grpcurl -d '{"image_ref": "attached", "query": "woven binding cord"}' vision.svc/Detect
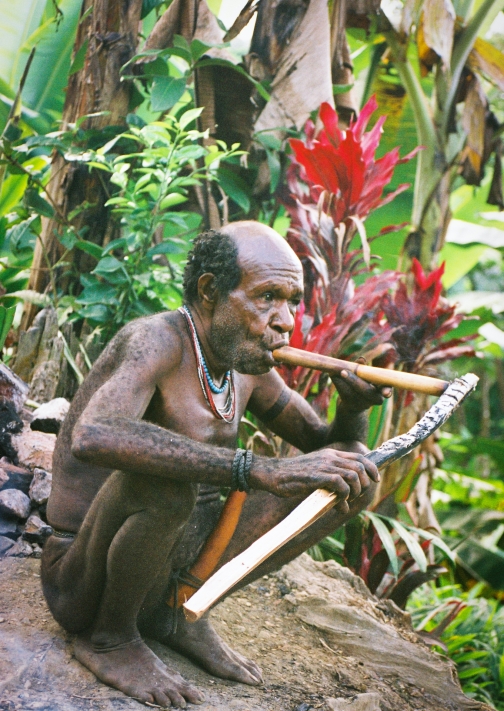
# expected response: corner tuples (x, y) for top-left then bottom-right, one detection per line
(166, 568), (204, 633)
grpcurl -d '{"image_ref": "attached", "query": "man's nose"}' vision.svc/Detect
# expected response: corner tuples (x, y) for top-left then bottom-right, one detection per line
(271, 302), (295, 333)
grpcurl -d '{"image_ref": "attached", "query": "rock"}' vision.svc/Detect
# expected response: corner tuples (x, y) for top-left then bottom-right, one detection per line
(0, 512), (18, 539)
(0, 535), (14, 556)
(0, 401), (24, 462)
(22, 514), (52, 544)
(283, 555), (485, 711)
(326, 693), (382, 711)
(0, 489), (31, 519)
(29, 468), (52, 505)
(11, 428), (56, 471)
(30, 543), (43, 558)
(0, 362), (29, 414)
(30, 397), (70, 434)
(6, 539), (32, 556)
(0, 462), (33, 494)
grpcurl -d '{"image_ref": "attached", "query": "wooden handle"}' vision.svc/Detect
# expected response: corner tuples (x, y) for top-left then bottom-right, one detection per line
(169, 490), (248, 608)
(273, 346), (449, 396)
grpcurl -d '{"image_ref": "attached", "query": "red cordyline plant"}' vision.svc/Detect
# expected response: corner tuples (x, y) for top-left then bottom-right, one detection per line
(372, 259), (477, 408)
(276, 97), (475, 417)
(277, 96), (419, 409)
(378, 259), (476, 371)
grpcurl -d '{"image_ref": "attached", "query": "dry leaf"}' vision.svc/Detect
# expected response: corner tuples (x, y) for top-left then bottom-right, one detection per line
(461, 74), (487, 184)
(468, 37), (504, 93)
(421, 0), (456, 70)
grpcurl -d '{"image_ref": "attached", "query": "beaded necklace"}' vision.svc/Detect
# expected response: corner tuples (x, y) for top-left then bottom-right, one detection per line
(179, 305), (235, 423)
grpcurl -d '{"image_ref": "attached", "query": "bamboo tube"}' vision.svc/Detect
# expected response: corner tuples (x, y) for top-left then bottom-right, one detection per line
(272, 346), (448, 396)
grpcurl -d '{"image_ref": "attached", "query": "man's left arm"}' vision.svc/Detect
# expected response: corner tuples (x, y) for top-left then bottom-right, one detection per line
(248, 365), (391, 453)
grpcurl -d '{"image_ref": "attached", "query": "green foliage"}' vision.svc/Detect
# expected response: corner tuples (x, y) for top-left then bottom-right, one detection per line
(0, 107), (243, 339)
(310, 508), (454, 608)
(0, 304), (15, 350)
(409, 583), (504, 709)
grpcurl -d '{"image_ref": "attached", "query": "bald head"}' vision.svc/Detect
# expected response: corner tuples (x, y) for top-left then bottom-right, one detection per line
(183, 221), (302, 304)
(221, 221), (302, 276)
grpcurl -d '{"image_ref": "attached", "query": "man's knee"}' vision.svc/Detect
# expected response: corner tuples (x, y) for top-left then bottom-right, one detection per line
(113, 471), (198, 526)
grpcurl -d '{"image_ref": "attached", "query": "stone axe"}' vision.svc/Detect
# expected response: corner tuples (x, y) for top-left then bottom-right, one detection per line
(181, 373), (478, 622)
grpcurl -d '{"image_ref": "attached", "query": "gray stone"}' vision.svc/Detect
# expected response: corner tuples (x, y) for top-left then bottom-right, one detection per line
(30, 397), (70, 434)
(0, 362), (29, 413)
(0, 512), (17, 538)
(326, 693), (382, 711)
(0, 489), (31, 519)
(0, 462), (33, 494)
(0, 535), (14, 556)
(11, 427), (56, 471)
(5, 538), (32, 556)
(22, 513), (53, 544)
(29, 468), (52, 505)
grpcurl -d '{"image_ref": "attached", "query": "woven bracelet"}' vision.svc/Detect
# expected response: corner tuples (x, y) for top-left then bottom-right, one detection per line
(231, 448), (253, 493)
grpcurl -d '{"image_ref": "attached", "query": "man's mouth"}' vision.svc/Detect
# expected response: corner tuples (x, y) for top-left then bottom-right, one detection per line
(268, 340), (289, 352)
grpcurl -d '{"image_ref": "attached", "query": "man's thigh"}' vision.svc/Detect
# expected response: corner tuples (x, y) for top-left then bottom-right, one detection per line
(41, 470), (198, 633)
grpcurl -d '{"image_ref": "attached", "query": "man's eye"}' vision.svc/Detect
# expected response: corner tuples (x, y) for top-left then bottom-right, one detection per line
(263, 292), (274, 302)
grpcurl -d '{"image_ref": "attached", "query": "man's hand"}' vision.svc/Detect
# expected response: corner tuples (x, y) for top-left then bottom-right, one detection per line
(332, 357), (392, 413)
(251, 449), (379, 504)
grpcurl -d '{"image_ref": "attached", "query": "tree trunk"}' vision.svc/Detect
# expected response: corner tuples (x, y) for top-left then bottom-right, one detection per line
(22, 0), (143, 331)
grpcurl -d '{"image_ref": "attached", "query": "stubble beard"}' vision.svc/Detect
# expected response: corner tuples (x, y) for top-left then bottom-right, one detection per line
(209, 312), (271, 376)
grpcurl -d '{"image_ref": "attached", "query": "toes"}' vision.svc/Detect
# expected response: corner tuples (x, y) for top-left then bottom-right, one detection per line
(182, 683), (205, 705)
(229, 651), (263, 684)
(152, 688), (174, 708)
(227, 661), (262, 686)
(163, 687), (186, 708)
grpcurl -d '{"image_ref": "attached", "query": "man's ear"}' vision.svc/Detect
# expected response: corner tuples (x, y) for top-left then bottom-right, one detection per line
(197, 273), (218, 311)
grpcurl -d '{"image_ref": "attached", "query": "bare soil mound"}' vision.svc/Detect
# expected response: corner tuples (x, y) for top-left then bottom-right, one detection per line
(0, 554), (490, 711)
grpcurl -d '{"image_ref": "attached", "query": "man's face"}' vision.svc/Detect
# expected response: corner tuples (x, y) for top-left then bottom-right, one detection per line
(208, 253), (304, 375)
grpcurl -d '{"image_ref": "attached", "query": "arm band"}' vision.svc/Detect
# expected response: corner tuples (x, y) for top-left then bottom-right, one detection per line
(259, 386), (292, 423)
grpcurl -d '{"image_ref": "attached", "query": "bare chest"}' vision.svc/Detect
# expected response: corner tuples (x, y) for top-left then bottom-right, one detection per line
(145, 359), (253, 448)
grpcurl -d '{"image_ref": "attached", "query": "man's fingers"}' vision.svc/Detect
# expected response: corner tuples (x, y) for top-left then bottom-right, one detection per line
(339, 370), (384, 403)
(330, 450), (380, 484)
(335, 499), (350, 515)
(336, 467), (361, 500)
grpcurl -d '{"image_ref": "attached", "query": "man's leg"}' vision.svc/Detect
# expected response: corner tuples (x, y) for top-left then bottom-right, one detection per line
(150, 443), (374, 683)
(41, 471), (205, 708)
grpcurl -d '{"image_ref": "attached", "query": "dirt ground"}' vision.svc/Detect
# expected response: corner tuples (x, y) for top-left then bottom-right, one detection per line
(0, 554), (491, 711)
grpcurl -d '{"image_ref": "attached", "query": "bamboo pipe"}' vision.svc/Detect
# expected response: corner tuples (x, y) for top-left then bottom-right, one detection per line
(272, 346), (448, 396)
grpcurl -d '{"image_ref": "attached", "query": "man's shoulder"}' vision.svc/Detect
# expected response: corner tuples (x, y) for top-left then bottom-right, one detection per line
(104, 311), (185, 375)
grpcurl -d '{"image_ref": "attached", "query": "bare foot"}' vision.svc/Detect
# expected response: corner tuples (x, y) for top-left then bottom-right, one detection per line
(144, 610), (263, 686)
(74, 634), (205, 708)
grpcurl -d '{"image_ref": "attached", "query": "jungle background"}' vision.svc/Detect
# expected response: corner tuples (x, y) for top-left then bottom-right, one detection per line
(0, 0), (503, 707)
